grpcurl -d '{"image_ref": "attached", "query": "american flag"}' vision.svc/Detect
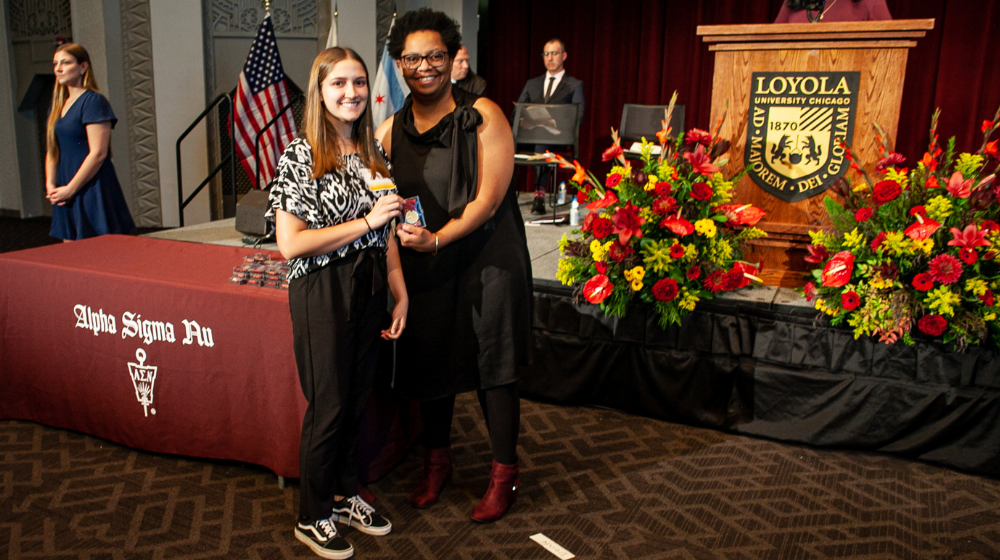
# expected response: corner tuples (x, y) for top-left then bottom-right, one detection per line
(232, 14), (297, 189)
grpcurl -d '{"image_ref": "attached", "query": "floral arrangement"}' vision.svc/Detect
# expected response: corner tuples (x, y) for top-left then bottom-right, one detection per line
(552, 94), (768, 327)
(803, 106), (1000, 349)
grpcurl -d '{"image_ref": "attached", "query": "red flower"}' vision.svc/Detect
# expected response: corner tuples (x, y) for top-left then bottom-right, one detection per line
(912, 273), (934, 291)
(656, 127), (670, 144)
(703, 270), (725, 293)
(986, 140), (998, 158)
(595, 262), (607, 274)
(982, 220), (1000, 233)
(586, 191), (618, 211)
(606, 173), (623, 188)
(683, 144), (720, 177)
(730, 262), (760, 289)
(926, 175), (940, 189)
(654, 181), (673, 197)
(580, 212), (596, 232)
(713, 204), (765, 228)
(583, 274), (614, 304)
(804, 244), (829, 264)
(690, 182), (713, 201)
(571, 160), (587, 185)
(651, 278), (680, 302)
(803, 281), (818, 302)
(608, 240), (634, 262)
(948, 224), (991, 249)
(921, 152), (939, 172)
(917, 314), (948, 337)
(946, 171), (973, 199)
(652, 196), (678, 215)
(910, 206), (927, 216)
(855, 207), (873, 222)
(602, 144), (624, 162)
(871, 232), (887, 251)
(612, 203), (645, 244)
(928, 254), (963, 285)
(874, 152), (906, 174)
(686, 266), (701, 280)
(871, 180), (902, 205)
(685, 129), (712, 146)
(821, 251), (854, 287)
(669, 244), (686, 259)
(904, 215), (940, 240)
(960, 248), (978, 264)
(591, 216), (614, 240)
(983, 120), (995, 134)
(659, 216), (695, 236)
(841, 290), (860, 311)
(980, 289), (996, 307)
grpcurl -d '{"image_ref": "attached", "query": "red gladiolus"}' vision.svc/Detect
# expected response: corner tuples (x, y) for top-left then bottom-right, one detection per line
(591, 216), (614, 240)
(804, 244), (829, 264)
(652, 196), (678, 216)
(960, 248), (978, 264)
(928, 254), (963, 285)
(602, 144), (624, 162)
(926, 175), (940, 189)
(803, 281), (818, 302)
(855, 207), (873, 222)
(983, 120), (995, 134)
(606, 173), (623, 188)
(586, 191), (618, 211)
(946, 171), (973, 199)
(685, 129), (712, 146)
(921, 152), (939, 172)
(912, 273), (934, 291)
(687, 266), (701, 280)
(660, 216), (695, 236)
(871, 232), (887, 251)
(690, 182), (713, 201)
(986, 140), (998, 158)
(904, 215), (940, 241)
(683, 144), (720, 177)
(871, 180), (902, 205)
(821, 251), (854, 287)
(583, 274), (614, 304)
(714, 204), (765, 228)
(656, 128), (670, 144)
(947, 224), (991, 249)
(841, 291), (860, 311)
(651, 278), (680, 302)
(612, 203), (645, 244)
(571, 160), (587, 185)
(917, 314), (948, 337)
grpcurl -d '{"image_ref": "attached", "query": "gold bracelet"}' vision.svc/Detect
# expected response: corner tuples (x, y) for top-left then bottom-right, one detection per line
(433, 234), (439, 255)
(363, 216), (373, 233)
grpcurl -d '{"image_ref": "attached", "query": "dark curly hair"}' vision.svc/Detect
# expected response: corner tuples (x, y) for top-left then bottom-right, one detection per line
(387, 8), (462, 60)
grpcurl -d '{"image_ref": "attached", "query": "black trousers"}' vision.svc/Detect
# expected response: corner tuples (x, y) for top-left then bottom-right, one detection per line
(420, 383), (520, 465)
(289, 250), (386, 522)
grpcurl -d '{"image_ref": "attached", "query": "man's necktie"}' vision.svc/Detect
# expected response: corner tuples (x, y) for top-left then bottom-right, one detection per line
(544, 76), (555, 103)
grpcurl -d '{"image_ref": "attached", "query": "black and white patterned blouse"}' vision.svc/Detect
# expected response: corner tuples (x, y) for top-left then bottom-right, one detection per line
(266, 137), (396, 280)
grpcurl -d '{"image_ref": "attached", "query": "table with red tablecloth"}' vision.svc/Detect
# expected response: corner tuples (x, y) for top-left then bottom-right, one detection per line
(0, 235), (416, 479)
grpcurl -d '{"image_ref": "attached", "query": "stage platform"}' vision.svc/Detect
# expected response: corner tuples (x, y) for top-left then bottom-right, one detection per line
(143, 193), (812, 312)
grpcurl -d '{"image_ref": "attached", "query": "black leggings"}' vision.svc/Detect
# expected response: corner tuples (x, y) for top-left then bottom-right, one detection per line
(419, 383), (520, 465)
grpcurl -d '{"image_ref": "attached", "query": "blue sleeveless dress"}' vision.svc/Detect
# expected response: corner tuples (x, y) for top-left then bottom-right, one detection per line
(50, 90), (135, 240)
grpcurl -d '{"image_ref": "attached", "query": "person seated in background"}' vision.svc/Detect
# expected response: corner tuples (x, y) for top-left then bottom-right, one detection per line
(516, 38), (584, 214)
(774, 0), (891, 23)
(451, 45), (486, 96)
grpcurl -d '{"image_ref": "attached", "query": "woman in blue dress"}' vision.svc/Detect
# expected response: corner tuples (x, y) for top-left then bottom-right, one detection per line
(46, 43), (135, 240)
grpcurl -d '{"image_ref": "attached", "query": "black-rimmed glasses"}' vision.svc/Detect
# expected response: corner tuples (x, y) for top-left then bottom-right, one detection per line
(400, 51), (448, 69)
(542, 51), (564, 57)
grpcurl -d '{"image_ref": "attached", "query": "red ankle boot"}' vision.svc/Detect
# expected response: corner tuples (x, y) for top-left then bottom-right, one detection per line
(470, 459), (519, 522)
(411, 447), (451, 508)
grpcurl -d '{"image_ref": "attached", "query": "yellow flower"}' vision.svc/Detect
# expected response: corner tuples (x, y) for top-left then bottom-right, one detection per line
(644, 179), (658, 192)
(882, 231), (908, 257)
(694, 219), (717, 238)
(869, 273), (890, 290)
(926, 285), (961, 317)
(912, 238), (934, 255)
(985, 312), (997, 322)
(843, 228), (865, 250)
(685, 244), (698, 259)
(590, 239), (612, 262)
(853, 183), (869, 194)
(814, 298), (840, 317)
(677, 289), (699, 311)
(556, 259), (577, 286)
(966, 278), (988, 297)
(926, 195), (953, 222)
(631, 278), (643, 291)
(630, 266), (645, 281)
(559, 233), (569, 254)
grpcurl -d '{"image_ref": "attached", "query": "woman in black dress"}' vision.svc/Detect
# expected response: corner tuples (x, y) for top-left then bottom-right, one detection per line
(269, 47), (406, 559)
(375, 8), (532, 523)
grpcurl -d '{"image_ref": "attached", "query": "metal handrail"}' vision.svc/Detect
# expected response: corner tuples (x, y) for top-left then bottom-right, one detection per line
(254, 92), (304, 189)
(175, 92), (235, 227)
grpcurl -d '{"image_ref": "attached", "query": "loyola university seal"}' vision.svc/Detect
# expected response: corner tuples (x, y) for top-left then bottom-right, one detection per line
(745, 71), (860, 202)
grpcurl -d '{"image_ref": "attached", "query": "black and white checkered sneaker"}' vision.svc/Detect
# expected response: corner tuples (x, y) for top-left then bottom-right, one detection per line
(294, 518), (354, 559)
(330, 495), (392, 536)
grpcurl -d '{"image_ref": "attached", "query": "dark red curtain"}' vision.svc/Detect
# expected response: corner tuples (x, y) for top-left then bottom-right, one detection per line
(481, 0), (1000, 177)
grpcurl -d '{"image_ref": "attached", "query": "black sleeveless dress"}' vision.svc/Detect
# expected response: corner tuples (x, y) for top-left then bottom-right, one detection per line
(391, 87), (532, 400)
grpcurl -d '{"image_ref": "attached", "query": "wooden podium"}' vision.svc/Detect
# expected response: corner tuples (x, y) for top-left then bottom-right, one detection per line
(697, 20), (934, 287)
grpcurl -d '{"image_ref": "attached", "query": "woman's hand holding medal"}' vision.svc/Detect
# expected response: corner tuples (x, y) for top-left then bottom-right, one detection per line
(366, 194), (404, 229)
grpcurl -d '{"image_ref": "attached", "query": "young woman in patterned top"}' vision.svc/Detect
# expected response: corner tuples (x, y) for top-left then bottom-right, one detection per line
(267, 47), (406, 560)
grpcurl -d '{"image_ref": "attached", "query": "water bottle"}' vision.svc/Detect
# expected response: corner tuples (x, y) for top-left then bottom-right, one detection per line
(557, 181), (566, 205)
(569, 196), (580, 226)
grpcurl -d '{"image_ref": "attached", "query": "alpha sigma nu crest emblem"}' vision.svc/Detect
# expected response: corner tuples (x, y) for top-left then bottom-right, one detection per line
(127, 348), (158, 417)
(745, 71), (860, 202)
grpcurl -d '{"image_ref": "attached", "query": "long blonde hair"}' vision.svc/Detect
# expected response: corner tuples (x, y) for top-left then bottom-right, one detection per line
(46, 43), (101, 162)
(304, 47), (389, 180)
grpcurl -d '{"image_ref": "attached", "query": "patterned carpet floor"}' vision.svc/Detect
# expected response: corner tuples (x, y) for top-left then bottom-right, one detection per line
(2, 217), (1000, 559)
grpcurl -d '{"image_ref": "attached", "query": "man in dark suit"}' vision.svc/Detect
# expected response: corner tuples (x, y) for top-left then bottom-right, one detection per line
(452, 45), (486, 96)
(516, 38), (585, 214)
